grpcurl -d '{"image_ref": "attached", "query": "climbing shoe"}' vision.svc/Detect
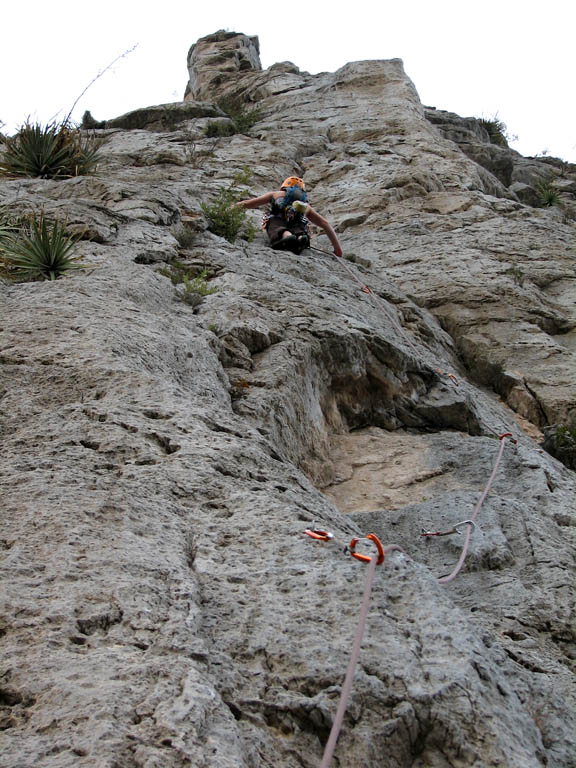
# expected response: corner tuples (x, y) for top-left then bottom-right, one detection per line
(271, 235), (298, 251)
(294, 234), (310, 254)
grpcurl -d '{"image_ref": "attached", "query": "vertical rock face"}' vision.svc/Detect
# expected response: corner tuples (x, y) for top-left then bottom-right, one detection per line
(1, 31), (575, 768)
(184, 30), (262, 102)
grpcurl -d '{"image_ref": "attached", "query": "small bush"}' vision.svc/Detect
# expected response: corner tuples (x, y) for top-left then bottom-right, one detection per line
(157, 261), (218, 308)
(180, 130), (219, 168)
(178, 269), (219, 303)
(204, 121), (236, 138)
(504, 265), (525, 287)
(542, 423), (576, 470)
(0, 213), (86, 281)
(204, 97), (262, 138)
(0, 120), (101, 179)
(535, 178), (561, 207)
(81, 111), (106, 130)
(219, 97), (262, 134)
(171, 225), (197, 250)
(201, 168), (257, 243)
(478, 115), (514, 147)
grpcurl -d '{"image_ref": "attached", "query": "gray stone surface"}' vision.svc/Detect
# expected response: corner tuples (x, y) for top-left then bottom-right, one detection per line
(1, 31), (575, 768)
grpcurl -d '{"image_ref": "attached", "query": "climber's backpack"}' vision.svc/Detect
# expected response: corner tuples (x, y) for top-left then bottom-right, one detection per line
(264, 185), (310, 231)
(276, 185), (308, 212)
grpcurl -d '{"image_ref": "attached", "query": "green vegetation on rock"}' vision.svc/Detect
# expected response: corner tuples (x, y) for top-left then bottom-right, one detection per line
(543, 423), (576, 470)
(536, 178), (561, 207)
(0, 212), (86, 281)
(201, 167), (257, 243)
(0, 121), (101, 180)
(205, 97), (262, 138)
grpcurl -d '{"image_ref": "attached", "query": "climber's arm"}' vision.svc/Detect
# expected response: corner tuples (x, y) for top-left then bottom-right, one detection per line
(307, 208), (343, 258)
(234, 192), (276, 210)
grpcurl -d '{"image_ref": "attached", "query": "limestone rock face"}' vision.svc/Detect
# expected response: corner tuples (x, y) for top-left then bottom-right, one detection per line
(1, 32), (575, 768)
(184, 30), (262, 102)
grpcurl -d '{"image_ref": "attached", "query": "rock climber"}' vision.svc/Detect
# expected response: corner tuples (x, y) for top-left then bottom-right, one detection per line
(233, 176), (343, 257)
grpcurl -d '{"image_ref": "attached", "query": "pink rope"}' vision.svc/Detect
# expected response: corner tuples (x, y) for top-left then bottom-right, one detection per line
(438, 436), (510, 584)
(320, 545), (403, 768)
(309, 245), (452, 375)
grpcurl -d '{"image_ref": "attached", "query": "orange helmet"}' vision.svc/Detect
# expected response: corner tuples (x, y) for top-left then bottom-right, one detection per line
(281, 176), (305, 190)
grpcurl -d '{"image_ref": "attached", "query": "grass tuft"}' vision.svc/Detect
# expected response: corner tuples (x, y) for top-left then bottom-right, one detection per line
(157, 262), (219, 309)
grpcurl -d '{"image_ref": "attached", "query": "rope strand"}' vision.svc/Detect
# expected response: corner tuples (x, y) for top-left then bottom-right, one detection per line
(437, 435), (510, 583)
(319, 544), (403, 767)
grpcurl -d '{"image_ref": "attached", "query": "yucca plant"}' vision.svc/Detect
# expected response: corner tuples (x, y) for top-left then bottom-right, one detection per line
(536, 178), (561, 207)
(0, 121), (101, 179)
(0, 214), (85, 280)
(478, 115), (513, 147)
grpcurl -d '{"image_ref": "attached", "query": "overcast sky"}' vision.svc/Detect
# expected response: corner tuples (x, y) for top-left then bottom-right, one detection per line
(3, 0), (575, 161)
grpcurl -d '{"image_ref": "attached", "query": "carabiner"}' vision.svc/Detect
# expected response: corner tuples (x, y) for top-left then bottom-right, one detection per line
(348, 534), (385, 565)
(304, 529), (334, 542)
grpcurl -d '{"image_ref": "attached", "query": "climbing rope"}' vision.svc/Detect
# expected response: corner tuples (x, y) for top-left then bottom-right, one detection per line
(308, 245), (459, 387)
(304, 530), (403, 767)
(306, 247), (522, 585)
(303, 428), (515, 764)
(422, 433), (516, 583)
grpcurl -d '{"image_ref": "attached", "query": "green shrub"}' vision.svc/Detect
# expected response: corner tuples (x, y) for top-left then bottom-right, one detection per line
(0, 121), (101, 179)
(157, 261), (219, 308)
(478, 115), (512, 147)
(543, 423), (576, 470)
(204, 121), (236, 138)
(0, 213), (86, 281)
(204, 97), (262, 138)
(179, 269), (219, 301)
(535, 178), (561, 207)
(201, 168), (257, 243)
(81, 111), (106, 130)
(171, 224), (197, 250)
(504, 265), (525, 287)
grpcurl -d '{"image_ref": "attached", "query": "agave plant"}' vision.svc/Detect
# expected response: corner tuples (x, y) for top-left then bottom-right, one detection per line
(536, 178), (561, 207)
(0, 121), (101, 179)
(0, 214), (85, 281)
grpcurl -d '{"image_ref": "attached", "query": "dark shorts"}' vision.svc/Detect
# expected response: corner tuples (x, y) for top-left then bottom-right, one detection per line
(266, 215), (308, 243)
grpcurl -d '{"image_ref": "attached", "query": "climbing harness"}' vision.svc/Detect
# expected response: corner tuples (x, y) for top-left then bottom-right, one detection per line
(424, 433), (517, 583)
(304, 529), (403, 768)
(262, 187), (310, 253)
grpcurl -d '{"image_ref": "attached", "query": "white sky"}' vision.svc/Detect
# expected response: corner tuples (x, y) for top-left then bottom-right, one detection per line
(2, 0), (575, 161)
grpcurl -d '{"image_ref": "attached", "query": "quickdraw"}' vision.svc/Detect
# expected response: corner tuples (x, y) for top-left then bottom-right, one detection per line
(303, 528), (334, 542)
(349, 534), (385, 565)
(421, 519), (476, 538)
(425, 432), (516, 584)
(304, 528), (387, 565)
(304, 527), (403, 768)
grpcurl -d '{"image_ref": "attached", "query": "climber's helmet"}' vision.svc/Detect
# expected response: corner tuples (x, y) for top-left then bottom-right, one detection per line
(281, 176), (306, 191)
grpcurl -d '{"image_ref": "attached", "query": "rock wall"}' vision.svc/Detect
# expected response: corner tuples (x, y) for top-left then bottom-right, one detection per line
(1, 30), (575, 768)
